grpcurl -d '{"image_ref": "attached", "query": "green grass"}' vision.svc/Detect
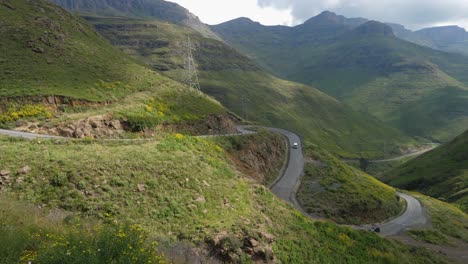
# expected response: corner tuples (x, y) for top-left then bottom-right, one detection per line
(407, 229), (450, 245)
(0, 0), (153, 101)
(0, 198), (166, 264)
(0, 0), (227, 132)
(84, 16), (415, 158)
(297, 146), (403, 224)
(384, 130), (468, 212)
(0, 135), (448, 263)
(408, 192), (468, 243)
(213, 18), (468, 142)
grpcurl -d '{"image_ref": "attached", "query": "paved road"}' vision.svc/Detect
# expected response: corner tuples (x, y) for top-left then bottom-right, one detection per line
(371, 145), (439, 163)
(237, 126), (305, 208)
(0, 129), (63, 139)
(0, 125), (427, 236)
(239, 126), (429, 236)
(378, 193), (429, 236)
(342, 144), (439, 164)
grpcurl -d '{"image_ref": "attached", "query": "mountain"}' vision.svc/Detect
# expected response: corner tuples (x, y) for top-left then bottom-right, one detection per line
(0, 0), (232, 136)
(383, 130), (468, 213)
(49, 0), (220, 40)
(83, 15), (415, 158)
(212, 11), (468, 142)
(389, 24), (468, 56)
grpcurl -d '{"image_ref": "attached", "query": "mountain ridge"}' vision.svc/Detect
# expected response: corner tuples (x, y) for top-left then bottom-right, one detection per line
(49, 0), (221, 40)
(212, 11), (468, 143)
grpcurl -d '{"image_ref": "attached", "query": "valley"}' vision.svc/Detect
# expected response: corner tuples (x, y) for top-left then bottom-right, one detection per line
(0, 0), (467, 263)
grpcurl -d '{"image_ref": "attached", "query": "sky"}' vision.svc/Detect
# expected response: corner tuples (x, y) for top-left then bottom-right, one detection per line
(168, 0), (468, 30)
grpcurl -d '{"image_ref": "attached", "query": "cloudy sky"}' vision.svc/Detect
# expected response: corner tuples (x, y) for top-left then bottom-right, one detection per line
(169, 0), (468, 30)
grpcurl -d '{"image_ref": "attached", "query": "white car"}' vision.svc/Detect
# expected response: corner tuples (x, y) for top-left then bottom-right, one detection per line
(292, 142), (299, 149)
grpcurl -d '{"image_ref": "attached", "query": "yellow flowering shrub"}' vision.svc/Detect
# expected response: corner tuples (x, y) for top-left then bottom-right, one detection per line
(0, 104), (52, 123)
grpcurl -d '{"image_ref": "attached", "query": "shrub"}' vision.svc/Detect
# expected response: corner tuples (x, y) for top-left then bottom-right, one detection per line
(0, 104), (52, 124)
(22, 223), (166, 264)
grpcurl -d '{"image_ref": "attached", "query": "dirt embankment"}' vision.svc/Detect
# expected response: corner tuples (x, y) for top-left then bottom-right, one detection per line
(218, 131), (287, 185)
(4, 96), (240, 138)
(14, 113), (240, 139)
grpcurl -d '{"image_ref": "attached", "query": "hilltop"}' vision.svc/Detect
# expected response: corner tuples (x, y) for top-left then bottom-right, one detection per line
(213, 11), (468, 143)
(383, 130), (468, 212)
(389, 24), (468, 56)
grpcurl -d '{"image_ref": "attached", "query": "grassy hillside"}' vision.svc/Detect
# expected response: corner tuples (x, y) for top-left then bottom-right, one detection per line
(383, 130), (468, 212)
(298, 146), (403, 224)
(390, 24), (468, 56)
(49, 0), (220, 39)
(0, 198), (166, 263)
(213, 14), (468, 142)
(84, 16), (415, 158)
(0, 135), (448, 263)
(0, 0), (229, 134)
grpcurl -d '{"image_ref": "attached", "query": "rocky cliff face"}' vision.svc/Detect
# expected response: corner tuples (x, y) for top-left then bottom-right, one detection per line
(49, 0), (221, 40)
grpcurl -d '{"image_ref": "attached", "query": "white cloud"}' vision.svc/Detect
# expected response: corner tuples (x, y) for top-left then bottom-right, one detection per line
(168, 0), (468, 30)
(258, 0), (468, 30)
(167, 0), (293, 26)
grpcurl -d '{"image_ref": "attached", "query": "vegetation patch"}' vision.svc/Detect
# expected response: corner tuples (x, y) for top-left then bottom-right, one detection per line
(407, 229), (450, 245)
(409, 192), (468, 243)
(298, 147), (403, 224)
(0, 134), (448, 263)
(0, 198), (166, 264)
(0, 104), (52, 125)
(384, 130), (468, 213)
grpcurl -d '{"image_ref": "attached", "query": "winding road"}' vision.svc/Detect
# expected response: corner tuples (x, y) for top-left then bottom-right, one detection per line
(243, 127), (305, 210)
(0, 126), (429, 236)
(237, 126), (429, 236)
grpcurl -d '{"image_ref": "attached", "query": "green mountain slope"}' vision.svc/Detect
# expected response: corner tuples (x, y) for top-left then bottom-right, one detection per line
(0, 0), (229, 134)
(0, 135), (447, 263)
(298, 146), (403, 225)
(383, 130), (468, 212)
(390, 24), (468, 56)
(83, 15), (414, 158)
(49, 0), (220, 39)
(213, 13), (468, 142)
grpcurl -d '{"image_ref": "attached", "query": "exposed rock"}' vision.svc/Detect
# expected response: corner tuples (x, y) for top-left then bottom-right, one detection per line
(1, 175), (10, 183)
(0, 170), (10, 176)
(32, 46), (44, 53)
(137, 183), (146, 192)
(16, 114), (124, 139)
(17, 166), (31, 175)
(16, 176), (24, 184)
(212, 231), (229, 246)
(223, 197), (233, 209)
(202, 180), (210, 187)
(248, 238), (259, 248)
(259, 231), (275, 243)
(195, 196), (206, 203)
